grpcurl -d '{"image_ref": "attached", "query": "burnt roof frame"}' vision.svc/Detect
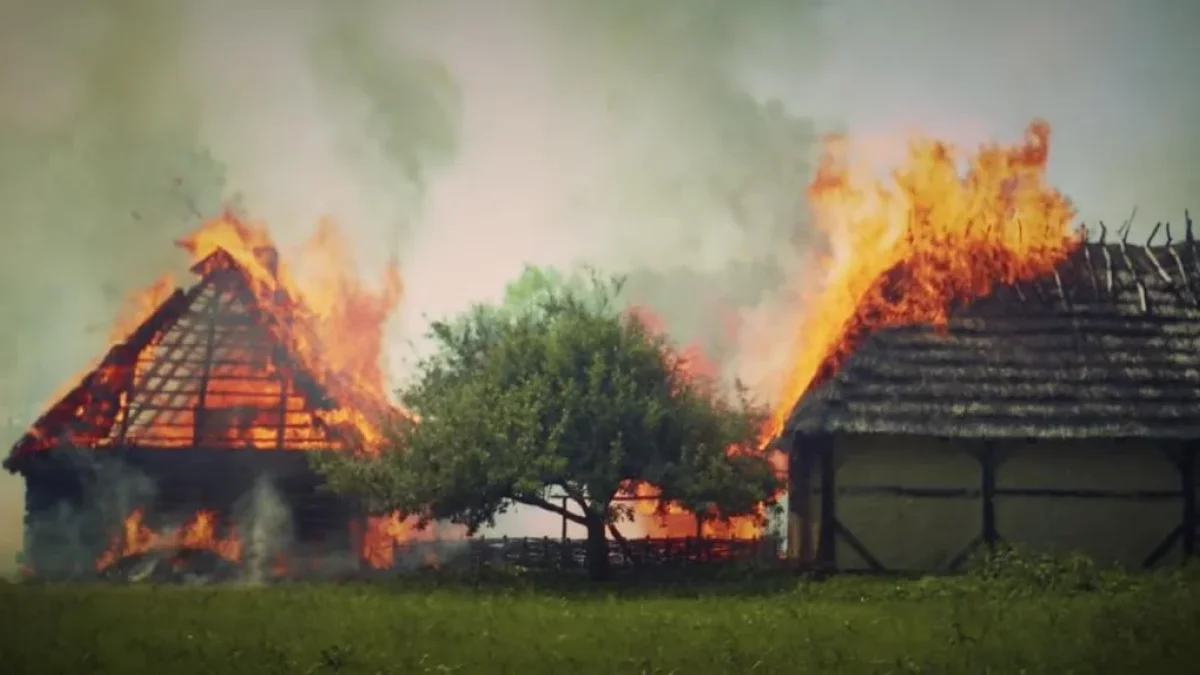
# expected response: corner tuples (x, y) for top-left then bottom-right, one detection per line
(5, 248), (363, 472)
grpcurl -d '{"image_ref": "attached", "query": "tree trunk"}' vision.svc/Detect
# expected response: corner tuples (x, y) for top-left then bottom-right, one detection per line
(585, 517), (610, 581)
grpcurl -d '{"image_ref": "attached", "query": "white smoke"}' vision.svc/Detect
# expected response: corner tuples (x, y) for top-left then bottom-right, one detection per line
(230, 476), (293, 585)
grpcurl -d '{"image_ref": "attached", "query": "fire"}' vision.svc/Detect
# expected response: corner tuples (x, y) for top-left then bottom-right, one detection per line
(621, 307), (775, 539)
(95, 508), (241, 570)
(30, 210), (403, 455)
(175, 212), (404, 452)
(624, 121), (1079, 540)
(358, 511), (440, 569)
(21, 208), (441, 571)
(108, 275), (176, 343)
(767, 120), (1080, 437)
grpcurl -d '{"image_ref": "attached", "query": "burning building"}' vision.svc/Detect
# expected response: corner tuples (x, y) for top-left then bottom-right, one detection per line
(782, 231), (1200, 571)
(3, 214), (436, 580)
(767, 120), (1197, 571)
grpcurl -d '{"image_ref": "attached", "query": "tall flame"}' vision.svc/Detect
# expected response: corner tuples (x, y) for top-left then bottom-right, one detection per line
(175, 212), (404, 452)
(767, 120), (1080, 438)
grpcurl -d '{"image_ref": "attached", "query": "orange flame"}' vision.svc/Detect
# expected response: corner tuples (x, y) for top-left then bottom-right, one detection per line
(95, 508), (241, 570)
(358, 511), (442, 570)
(108, 275), (176, 343)
(621, 307), (776, 539)
(175, 212), (403, 453)
(767, 120), (1080, 438)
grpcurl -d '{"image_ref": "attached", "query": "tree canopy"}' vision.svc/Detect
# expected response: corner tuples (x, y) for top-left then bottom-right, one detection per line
(314, 267), (780, 579)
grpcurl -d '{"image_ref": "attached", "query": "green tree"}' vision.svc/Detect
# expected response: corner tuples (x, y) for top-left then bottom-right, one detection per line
(315, 269), (780, 580)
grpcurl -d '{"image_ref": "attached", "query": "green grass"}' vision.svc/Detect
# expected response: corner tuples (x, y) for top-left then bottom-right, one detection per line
(3, 562), (1199, 675)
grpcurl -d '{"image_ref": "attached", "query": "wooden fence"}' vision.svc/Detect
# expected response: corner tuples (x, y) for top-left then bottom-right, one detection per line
(392, 535), (783, 571)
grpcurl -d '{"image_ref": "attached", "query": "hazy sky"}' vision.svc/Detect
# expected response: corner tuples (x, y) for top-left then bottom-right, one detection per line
(784, 0), (1199, 233)
(0, 0), (1196, 559)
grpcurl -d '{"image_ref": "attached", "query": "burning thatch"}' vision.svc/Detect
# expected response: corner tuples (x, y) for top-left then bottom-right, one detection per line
(787, 231), (1200, 439)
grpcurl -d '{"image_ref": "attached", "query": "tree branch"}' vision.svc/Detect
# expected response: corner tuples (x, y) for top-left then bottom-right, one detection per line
(516, 494), (587, 526)
(556, 481), (593, 517)
(607, 521), (642, 567)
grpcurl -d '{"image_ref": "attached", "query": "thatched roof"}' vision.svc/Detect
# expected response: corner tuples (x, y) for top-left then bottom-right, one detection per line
(786, 236), (1200, 439)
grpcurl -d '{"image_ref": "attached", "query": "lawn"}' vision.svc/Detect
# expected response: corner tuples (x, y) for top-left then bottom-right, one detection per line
(3, 564), (1198, 675)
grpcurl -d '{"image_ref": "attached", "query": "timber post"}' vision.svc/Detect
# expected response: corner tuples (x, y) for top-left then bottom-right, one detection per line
(1183, 443), (1197, 561)
(816, 435), (837, 570)
(980, 440), (999, 550)
(787, 431), (815, 565)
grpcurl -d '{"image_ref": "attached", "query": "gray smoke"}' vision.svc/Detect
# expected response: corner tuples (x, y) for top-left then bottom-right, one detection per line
(0, 0), (830, 552)
(0, 0), (460, 574)
(20, 456), (158, 579)
(231, 477), (293, 585)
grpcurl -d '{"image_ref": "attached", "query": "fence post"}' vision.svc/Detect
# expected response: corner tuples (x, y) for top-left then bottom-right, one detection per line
(560, 496), (569, 541)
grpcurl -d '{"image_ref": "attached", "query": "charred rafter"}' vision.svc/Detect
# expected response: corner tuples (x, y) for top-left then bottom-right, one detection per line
(5, 245), (378, 472)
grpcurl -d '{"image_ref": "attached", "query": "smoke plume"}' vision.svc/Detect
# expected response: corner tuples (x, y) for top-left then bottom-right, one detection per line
(6, 0), (1190, 560)
(231, 477), (294, 584)
(0, 0), (826, 557)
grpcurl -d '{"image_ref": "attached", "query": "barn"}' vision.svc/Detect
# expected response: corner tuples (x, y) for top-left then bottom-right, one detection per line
(782, 237), (1200, 571)
(2, 243), (403, 580)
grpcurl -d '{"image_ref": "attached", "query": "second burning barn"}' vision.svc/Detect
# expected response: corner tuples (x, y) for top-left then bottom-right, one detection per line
(3, 217), (436, 580)
(782, 232), (1200, 571)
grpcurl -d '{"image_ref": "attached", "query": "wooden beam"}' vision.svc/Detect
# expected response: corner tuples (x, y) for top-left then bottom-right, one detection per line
(1182, 444), (1197, 560)
(816, 436), (836, 569)
(980, 441), (998, 549)
(192, 280), (224, 446)
(787, 432), (814, 563)
(833, 518), (885, 571)
(1143, 524), (1184, 569)
(823, 485), (1183, 501)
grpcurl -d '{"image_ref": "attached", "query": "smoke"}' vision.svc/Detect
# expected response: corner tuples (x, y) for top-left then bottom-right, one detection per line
(0, 0), (460, 574)
(20, 456), (158, 578)
(0, 0), (828, 552)
(789, 0), (1200, 234)
(399, 1), (822, 366)
(231, 477), (293, 585)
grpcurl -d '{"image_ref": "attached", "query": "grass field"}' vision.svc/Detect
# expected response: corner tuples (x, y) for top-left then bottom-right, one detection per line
(3, 557), (1199, 675)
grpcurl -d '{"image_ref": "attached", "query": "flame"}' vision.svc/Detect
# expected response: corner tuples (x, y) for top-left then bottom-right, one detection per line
(21, 209), (453, 568)
(22, 207), (408, 456)
(174, 212), (403, 453)
(621, 307), (776, 539)
(109, 275), (176, 343)
(358, 511), (442, 570)
(622, 121), (1078, 540)
(767, 120), (1080, 438)
(95, 508), (241, 570)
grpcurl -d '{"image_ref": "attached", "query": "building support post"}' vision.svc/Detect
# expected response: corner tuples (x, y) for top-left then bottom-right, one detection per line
(981, 440), (998, 551)
(1182, 444), (1196, 562)
(787, 432), (814, 565)
(816, 437), (837, 570)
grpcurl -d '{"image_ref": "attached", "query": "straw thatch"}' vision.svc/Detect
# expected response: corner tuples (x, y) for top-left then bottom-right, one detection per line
(787, 235), (1200, 440)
